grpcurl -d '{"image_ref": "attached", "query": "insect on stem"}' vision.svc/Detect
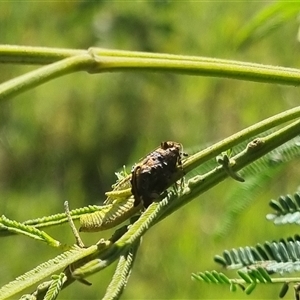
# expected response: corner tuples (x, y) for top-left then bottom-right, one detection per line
(79, 141), (187, 232)
(130, 141), (187, 208)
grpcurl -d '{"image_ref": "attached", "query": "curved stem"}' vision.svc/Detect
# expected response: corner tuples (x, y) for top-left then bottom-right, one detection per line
(0, 54), (95, 101)
(1, 45), (300, 90)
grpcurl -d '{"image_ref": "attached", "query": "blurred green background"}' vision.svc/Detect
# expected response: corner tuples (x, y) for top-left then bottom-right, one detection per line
(0, 2), (300, 299)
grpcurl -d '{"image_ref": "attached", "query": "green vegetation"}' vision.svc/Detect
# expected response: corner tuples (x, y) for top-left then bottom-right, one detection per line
(0, 2), (300, 299)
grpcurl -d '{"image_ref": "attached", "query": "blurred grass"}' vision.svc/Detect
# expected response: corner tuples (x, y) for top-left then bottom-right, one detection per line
(0, 2), (300, 299)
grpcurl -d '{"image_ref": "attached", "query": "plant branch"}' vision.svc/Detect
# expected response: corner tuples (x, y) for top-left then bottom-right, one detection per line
(89, 50), (300, 86)
(0, 54), (95, 101)
(70, 119), (300, 282)
(0, 45), (84, 65)
(160, 119), (300, 221)
(183, 105), (300, 173)
(1, 45), (300, 103)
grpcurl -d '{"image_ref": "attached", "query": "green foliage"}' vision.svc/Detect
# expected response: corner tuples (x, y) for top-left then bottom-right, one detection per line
(214, 234), (300, 269)
(102, 241), (140, 300)
(236, 2), (300, 49)
(215, 136), (300, 237)
(267, 191), (300, 225)
(0, 215), (61, 247)
(0, 90), (299, 299)
(0, 244), (96, 299)
(44, 274), (67, 300)
(195, 191), (300, 298)
(1, 3), (300, 300)
(192, 268), (273, 295)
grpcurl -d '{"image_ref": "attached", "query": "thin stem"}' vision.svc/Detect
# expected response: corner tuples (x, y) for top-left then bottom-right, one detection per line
(233, 276), (300, 285)
(72, 198), (169, 279)
(233, 119), (300, 169)
(0, 54), (95, 101)
(0, 244), (99, 300)
(102, 241), (140, 300)
(64, 201), (85, 248)
(0, 45), (83, 64)
(1, 45), (300, 88)
(89, 54), (300, 86)
(160, 119), (300, 221)
(183, 105), (300, 173)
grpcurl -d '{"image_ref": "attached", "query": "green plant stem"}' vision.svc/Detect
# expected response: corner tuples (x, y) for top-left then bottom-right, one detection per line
(102, 241), (140, 300)
(0, 54), (95, 101)
(70, 119), (300, 284)
(1, 46), (300, 103)
(90, 53), (300, 86)
(1, 45), (300, 82)
(72, 199), (168, 279)
(2, 120), (299, 298)
(0, 45), (84, 64)
(160, 119), (300, 221)
(232, 276), (300, 285)
(234, 119), (300, 168)
(72, 120), (300, 279)
(0, 244), (100, 300)
(183, 105), (300, 173)
(1, 45), (300, 298)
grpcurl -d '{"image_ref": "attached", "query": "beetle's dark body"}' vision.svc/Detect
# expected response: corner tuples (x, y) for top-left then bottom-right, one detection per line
(130, 141), (186, 208)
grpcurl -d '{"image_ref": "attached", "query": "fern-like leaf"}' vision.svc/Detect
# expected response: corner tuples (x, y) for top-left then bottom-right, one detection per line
(0, 215), (60, 247)
(0, 205), (103, 240)
(43, 273), (67, 300)
(192, 268), (298, 298)
(0, 244), (99, 300)
(214, 236), (300, 276)
(22, 205), (102, 228)
(267, 191), (300, 225)
(102, 240), (140, 300)
(192, 268), (272, 295)
(79, 197), (141, 232)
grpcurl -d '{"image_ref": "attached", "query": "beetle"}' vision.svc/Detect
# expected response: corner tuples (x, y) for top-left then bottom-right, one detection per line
(130, 141), (187, 208)
(79, 141), (186, 232)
